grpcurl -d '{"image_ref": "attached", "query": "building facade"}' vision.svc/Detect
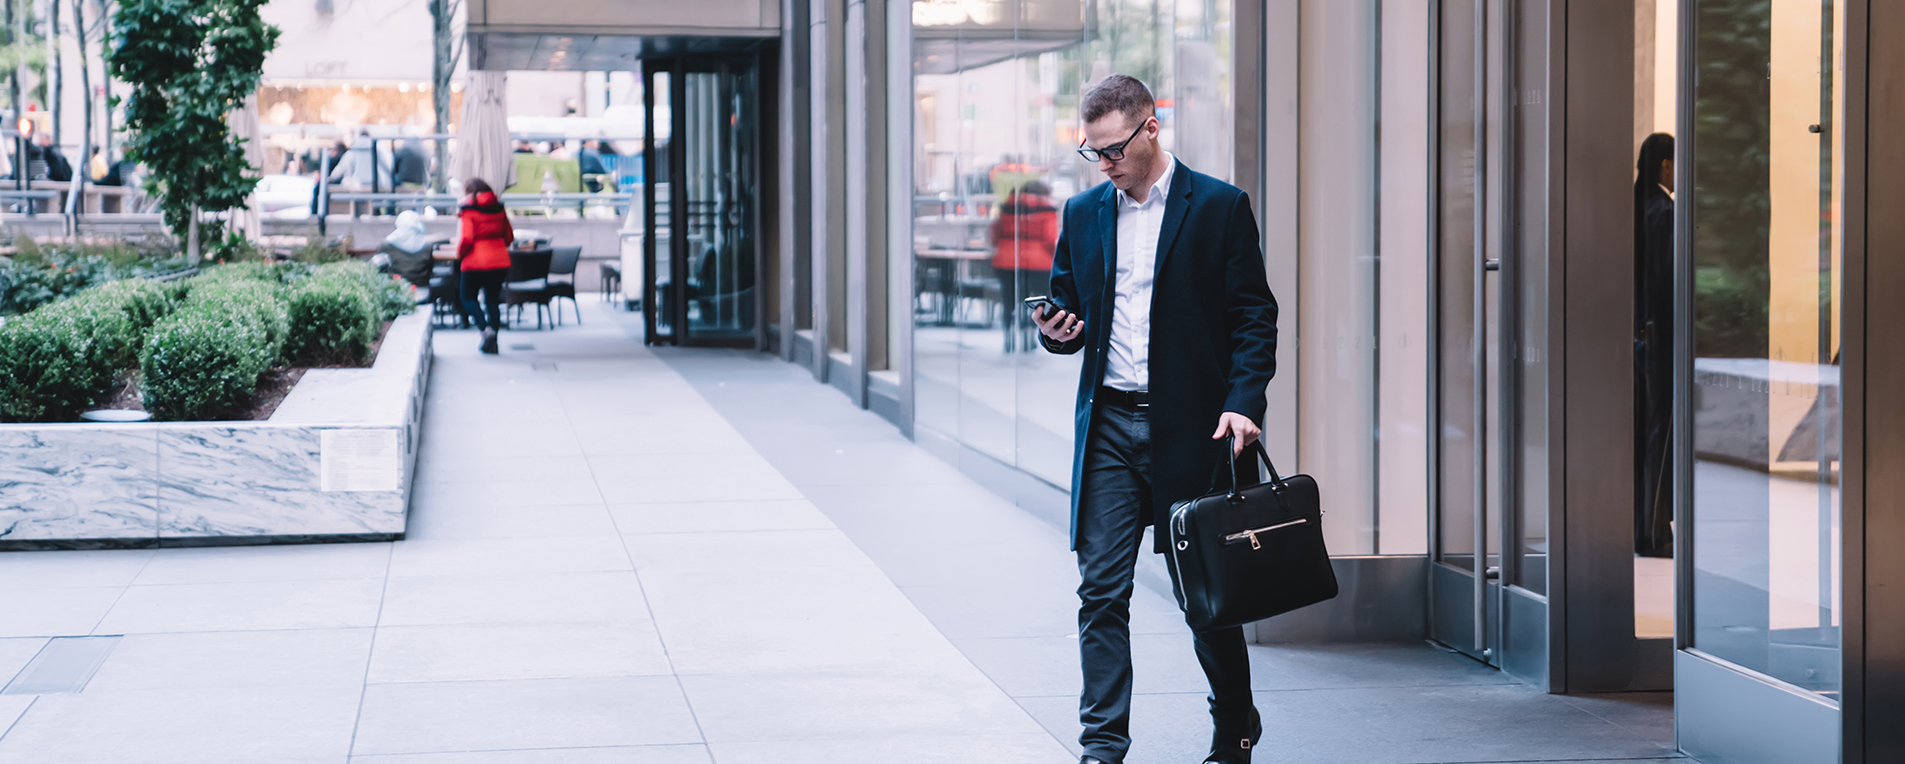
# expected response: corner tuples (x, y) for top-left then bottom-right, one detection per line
(469, 1), (1905, 761)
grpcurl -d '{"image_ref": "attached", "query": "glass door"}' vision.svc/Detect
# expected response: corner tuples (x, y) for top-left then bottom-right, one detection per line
(1676, 0), (1843, 760)
(1428, 0), (1512, 668)
(643, 57), (763, 348)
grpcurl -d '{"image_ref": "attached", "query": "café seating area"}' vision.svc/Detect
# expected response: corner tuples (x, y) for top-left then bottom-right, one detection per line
(426, 234), (585, 331)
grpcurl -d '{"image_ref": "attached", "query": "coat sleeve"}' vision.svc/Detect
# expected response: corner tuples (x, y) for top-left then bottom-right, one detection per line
(456, 214), (474, 260)
(1040, 197), (1087, 355)
(1220, 191), (1278, 422)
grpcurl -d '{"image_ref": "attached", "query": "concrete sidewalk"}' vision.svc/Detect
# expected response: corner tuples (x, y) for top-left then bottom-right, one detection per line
(0, 300), (1067, 764)
(0, 299), (1687, 763)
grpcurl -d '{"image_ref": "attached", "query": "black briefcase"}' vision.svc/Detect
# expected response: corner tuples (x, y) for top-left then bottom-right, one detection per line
(1166, 440), (1337, 631)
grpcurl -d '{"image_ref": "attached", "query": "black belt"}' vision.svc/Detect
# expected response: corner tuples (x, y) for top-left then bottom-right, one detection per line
(1098, 387), (1150, 408)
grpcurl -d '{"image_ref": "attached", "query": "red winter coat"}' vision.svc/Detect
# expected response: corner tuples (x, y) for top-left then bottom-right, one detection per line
(457, 191), (514, 271)
(990, 191), (1059, 272)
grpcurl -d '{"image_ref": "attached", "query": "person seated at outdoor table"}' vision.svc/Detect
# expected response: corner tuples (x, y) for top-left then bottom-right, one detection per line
(457, 178), (513, 356)
(87, 147), (109, 182)
(391, 139), (429, 192)
(380, 210), (439, 299)
(31, 134), (70, 181)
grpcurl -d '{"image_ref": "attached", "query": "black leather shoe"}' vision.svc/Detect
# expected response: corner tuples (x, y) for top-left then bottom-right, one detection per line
(1203, 711), (1263, 763)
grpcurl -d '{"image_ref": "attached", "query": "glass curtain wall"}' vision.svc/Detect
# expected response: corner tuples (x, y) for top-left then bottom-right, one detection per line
(911, 0), (1232, 486)
(1299, 0), (1431, 557)
(1688, 0), (1844, 698)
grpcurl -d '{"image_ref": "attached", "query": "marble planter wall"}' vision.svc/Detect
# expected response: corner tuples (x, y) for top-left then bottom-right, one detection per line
(0, 310), (432, 547)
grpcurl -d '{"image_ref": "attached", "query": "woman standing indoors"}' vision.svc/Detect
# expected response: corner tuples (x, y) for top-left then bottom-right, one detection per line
(1634, 133), (1675, 558)
(458, 178), (513, 355)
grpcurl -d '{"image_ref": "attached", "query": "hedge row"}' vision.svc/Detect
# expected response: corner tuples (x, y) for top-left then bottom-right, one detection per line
(0, 279), (180, 422)
(0, 260), (413, 423)
(140, 278), (288, 421)
(0, 241), (194, 316)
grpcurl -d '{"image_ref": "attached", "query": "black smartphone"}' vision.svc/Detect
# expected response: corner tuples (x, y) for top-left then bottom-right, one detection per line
(1022, 295), (1062, 318)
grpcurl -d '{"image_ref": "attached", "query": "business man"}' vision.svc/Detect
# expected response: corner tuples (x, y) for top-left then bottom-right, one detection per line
(1035, 75), (1278, 764)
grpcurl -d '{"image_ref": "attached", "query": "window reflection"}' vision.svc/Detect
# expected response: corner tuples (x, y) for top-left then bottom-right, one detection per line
(911, 0), (1231, 487)
(1690, 0), (1843, 698)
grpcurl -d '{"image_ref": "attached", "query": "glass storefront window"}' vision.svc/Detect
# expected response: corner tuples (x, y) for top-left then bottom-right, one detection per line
(1690, 0), (1844, 698)
(911, 0), (1231, 487)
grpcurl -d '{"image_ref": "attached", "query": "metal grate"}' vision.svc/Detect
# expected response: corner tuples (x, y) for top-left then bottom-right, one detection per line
(2, 636), (120, 695)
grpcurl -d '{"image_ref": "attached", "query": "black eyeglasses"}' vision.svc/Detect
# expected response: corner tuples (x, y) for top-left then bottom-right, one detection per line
(1076, 119), (1148, 162)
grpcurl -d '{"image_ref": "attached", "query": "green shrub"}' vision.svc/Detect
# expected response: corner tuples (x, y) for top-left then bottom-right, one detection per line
(291, 238), (349, 264)
(315, 261), (414, 321)
(74, 279), (178, 329)
(196, 261), (289, 285)
(0, 299), (137, 422)
(140, 305), (275, 421)
(0, 237), (191, 315)
(283, 275), (378, 365)
(183, 277), (288, 359)
(62, 279), (181, 367)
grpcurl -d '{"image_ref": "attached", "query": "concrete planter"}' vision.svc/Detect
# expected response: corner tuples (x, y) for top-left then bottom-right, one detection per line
(0, 310), (432, 548)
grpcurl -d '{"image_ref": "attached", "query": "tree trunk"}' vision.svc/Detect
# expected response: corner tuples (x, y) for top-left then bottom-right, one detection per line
(48, 0), (59, 145)
(187, 205), (199, 260)
(67, 0), (86, 219)
(98, 3), (109, 163)
(429, 0), (451, 193)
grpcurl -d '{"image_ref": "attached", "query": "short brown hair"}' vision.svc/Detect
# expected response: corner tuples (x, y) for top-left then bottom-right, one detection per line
(1081, 74), (1155, 126)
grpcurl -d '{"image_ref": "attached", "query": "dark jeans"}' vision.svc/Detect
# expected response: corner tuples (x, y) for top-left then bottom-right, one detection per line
(1076, 398), (1255, 763)
(460, 267), (507, 332)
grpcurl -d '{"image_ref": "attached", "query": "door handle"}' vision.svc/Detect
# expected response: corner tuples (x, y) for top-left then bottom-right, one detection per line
(1483, 259), (1501, 272)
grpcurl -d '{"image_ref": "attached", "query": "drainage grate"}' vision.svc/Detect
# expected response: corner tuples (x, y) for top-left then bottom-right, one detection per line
(2, 636), (120, 695)
(509, 343), (536, 351)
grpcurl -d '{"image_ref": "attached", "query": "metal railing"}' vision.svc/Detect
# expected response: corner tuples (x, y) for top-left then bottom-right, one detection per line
(0, 189), (61, 217)
(324, 192), (635, 220)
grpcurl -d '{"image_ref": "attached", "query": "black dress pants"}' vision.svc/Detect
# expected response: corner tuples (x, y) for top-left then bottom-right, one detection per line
(1076, 398), (1255, 763)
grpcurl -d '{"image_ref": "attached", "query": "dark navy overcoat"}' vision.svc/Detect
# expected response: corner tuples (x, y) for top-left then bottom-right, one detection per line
(1041, 160), (1279, 553)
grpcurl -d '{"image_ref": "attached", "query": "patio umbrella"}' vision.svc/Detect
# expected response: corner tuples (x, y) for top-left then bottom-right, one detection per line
(451, 71), (516, 192)
(228, 92), (264, 239)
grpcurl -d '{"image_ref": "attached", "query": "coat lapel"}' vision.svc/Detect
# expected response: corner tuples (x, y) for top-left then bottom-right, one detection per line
(1098, 182), (1118, 295)
(1153, 161), (1193, 277)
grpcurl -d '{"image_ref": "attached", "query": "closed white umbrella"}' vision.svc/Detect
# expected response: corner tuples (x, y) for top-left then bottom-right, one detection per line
(229, 92), (264, 239)
(451, 71), (515, 192)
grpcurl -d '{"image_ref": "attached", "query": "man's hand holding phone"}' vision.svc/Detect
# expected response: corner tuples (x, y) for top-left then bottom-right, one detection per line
(1027, 297), (1083, 344)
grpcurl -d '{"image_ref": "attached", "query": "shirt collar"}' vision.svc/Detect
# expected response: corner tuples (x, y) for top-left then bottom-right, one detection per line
(1117, 152), (1176, 208)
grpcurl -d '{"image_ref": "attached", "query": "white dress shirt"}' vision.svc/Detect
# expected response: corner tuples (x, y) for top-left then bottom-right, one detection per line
(1102, 153), (1175, 392)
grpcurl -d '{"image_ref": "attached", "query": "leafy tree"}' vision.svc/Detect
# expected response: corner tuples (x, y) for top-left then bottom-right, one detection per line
(1692, 0), (1772, 358)
(107, 0), (277, 258)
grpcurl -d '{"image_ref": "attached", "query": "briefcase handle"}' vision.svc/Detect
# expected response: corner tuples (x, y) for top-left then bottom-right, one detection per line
(1224, 436), (1285, 501)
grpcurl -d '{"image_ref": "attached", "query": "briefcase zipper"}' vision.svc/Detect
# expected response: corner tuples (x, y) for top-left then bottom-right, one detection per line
(1222, 518), (1308, 551)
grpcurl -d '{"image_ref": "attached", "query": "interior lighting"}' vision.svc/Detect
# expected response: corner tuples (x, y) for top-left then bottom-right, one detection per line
(398, 82), (410, 92)
(913, 0), (967, 25)
(914, 0), (1003, 25)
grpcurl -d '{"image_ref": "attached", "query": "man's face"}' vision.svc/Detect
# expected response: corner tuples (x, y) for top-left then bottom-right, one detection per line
(1082, 111), (1158, 193)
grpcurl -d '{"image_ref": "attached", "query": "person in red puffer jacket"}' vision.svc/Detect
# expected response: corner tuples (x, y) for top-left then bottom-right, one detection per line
(457, 178), (514, 354)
